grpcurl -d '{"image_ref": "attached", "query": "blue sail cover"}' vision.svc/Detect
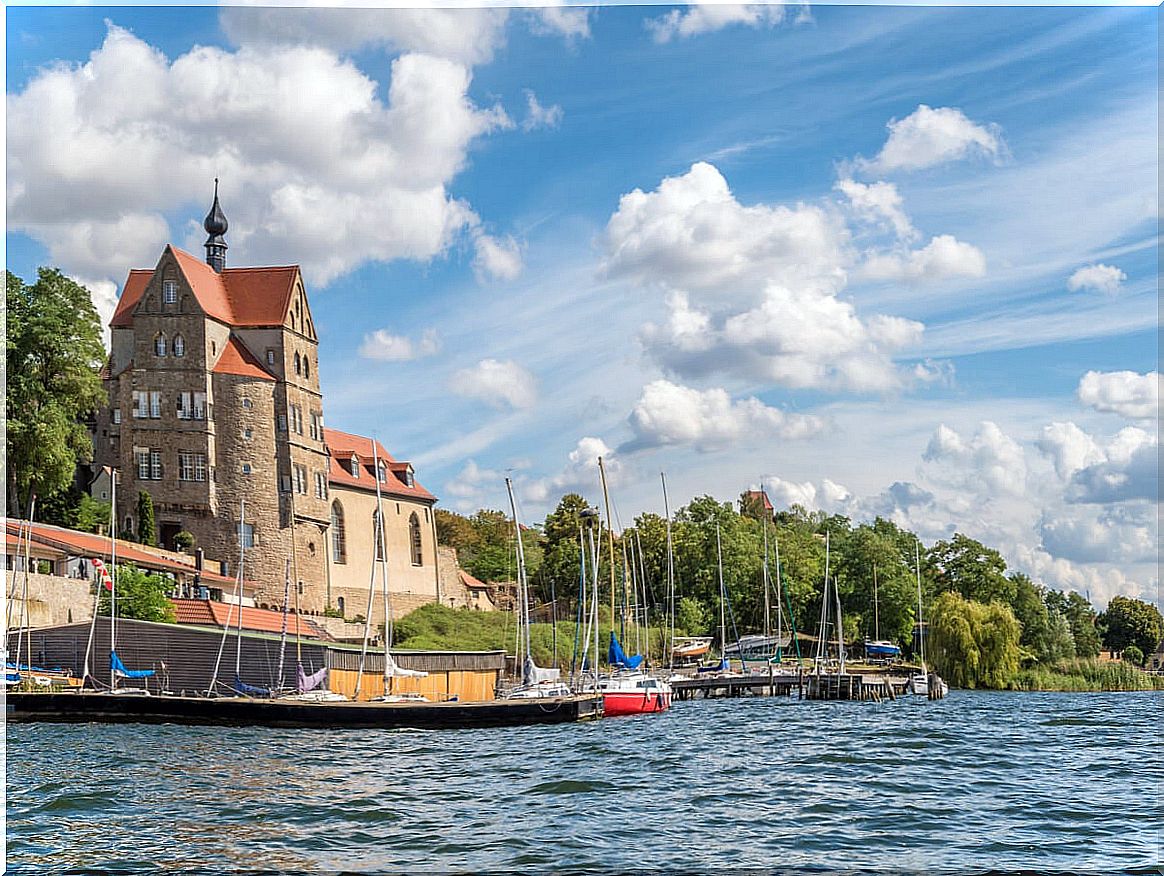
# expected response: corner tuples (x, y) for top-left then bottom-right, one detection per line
(232, 675), (271, 697)
(697, 657), (730, 674)
(110, 651), (154, 678)
(608, 632), (644, 670)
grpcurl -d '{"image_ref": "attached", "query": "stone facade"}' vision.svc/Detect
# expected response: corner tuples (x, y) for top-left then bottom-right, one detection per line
(92, 200), (439, 618)
(8, 573), (93, 629)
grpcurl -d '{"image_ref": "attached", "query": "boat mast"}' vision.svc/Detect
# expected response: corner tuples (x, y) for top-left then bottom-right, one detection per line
(816, 531), (830, 674)
(873, 564), (880, 642)
(505, 477), (531, 685)
(597, 456), (617, 651)
(915, 540), (926, 672)
(834, 572), (845, 673)
(715, 522), (726, 665)
(635, 530), (649, 663)
(373, 442), (394, 695)
(276, 556), (290, 690)
(234, 499), (246, 684)
(774, 529), (784, 661)
(661, 472), (675, 671)
(760, 487), (771, 644)
(109, 473), (118, 692)
(13, 494), (37, 689)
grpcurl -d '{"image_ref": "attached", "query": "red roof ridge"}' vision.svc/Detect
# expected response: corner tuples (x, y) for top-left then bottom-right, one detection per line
(213, 336), (276, 381)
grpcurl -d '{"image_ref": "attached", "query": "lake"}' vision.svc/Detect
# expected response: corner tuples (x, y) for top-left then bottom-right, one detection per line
(6, 690), (1159, 872)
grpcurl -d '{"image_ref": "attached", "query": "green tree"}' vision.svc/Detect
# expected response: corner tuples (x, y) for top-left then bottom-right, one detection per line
(1099, 596), (1164, 659)
(1121, 644), (1144, 667)
(927, 533), (1015, 606)
(97, 563), (176, 623)
(928, 591), (1021, 689)
(1010, 573), (1074, 664)
(675, 596), (710, 636)
(835, 523), (917, 647)
(38, 486), (111, 534)
(6, 269), (106, 517)
(137, 491), (157, 546)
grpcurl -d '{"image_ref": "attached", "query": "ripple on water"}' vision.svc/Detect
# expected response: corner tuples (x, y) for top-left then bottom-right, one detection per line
(5, 690), (1159, 872)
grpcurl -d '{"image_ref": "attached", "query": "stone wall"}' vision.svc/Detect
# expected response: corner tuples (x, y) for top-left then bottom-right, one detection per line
(8, 573), (94, 629)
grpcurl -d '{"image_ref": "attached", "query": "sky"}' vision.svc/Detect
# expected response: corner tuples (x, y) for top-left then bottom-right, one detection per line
(5, 3), (1159, 607)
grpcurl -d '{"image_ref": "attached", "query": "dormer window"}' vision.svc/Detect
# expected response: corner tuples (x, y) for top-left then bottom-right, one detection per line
(350, 454), (360, 478)
(162, 279), (177, 304)
(404, 467), (415, 487)
(154, 333), (167, 357)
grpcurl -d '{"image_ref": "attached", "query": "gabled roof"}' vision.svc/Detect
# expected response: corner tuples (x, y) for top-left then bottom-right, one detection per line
(213, 337), (276, 381)
(323, 427), (436, 502)
(110, 245), (301, 329)
(170, 599), (326, 639)
(459, 570), (491, 591)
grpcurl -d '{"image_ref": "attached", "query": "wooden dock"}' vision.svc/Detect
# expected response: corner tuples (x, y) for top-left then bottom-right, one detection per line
(5, 691), (604, 729)
(672, 670), (911, 702)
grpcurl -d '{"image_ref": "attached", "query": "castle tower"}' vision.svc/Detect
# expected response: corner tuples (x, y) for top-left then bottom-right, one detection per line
(203, 179), (229, 273)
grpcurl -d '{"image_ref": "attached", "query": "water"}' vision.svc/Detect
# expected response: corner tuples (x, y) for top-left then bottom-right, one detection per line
(6, 691), (1160, 873)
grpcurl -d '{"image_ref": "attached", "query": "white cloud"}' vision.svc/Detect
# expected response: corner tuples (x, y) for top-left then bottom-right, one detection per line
(857, 104), (1004, 174)
(1067, 427), (1158, 504)
(521, 90), (563, 132)
(836, 177), (916, 241)
(604, 162), (929, 393)
(528, 6), (592, 41)
(1067, 263), (1127, 296)
(763, 476), (820, 510)
(645, 4), (787, 43)
(923, 421), (1027, 497)
(451, 358), (537, 410)
(1036, 421), (1104, 481)
(220, 6), (510, 67)
(472, 232), (524, 282)
(526, 436), (620, 503)
(624, 379), (824, 452)
(359, 327), (440, 362)
(860, 234), (986, 283)
(1077, 370), (1159, 421)
(6, 24), (511, 305)
(1039, 506), (1157, 565)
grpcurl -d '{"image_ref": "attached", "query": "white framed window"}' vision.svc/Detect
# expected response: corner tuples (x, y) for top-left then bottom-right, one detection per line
(294, 464), (308, 495)
(149, 391), (162, 419)
(150, 450), (163, 480)
(172, 334), (185, 357)
(377, 462), (386, 484)
(132, 392), (149, 419)
(239, 522), (255, 549)
(112, 408), (121, 425)
(135, 447), (150, 479)
(266, 349), (276, 365)
(314, 471), (328, 499)
(154, 334), (167, 357)
(162, 279), (178, 304)
(403, 467), (414, 487)
(179, 452), (196, 481)
(193, 392), (205, 420)
(195, 454), (206, 482)
(350, 454), (360, 478)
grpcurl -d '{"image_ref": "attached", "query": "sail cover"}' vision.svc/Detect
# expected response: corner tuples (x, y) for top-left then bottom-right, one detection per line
(608, 632), (644, 670)
(296, 662), (328, 693)
(232, 675), (271, 697)
(385, 652), (427, 679)
(522, 656), (561, 686)
(110, 650), (154, 678)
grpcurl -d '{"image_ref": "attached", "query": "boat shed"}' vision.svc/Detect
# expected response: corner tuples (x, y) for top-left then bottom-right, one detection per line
(10, 618), (506, 703)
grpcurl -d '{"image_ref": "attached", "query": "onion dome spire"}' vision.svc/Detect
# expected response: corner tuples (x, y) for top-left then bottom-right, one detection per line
(203, 178), (229, 273)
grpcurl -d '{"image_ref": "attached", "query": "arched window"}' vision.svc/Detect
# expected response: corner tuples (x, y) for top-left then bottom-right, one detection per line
(294, 352), (301, 375)
(330, 501), (346, 564)
(172, 334), (185, 357)
(336, 596), (345, 617)
(304, 357), (311, 379)
(154, 333), (167, 356)
(372, 510), (385, 561)
(409, 512), (423, 566)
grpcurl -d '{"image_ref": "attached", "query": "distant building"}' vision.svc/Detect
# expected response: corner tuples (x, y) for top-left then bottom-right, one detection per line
(739, 489), (775, 520)
(92, 185), (439, 617)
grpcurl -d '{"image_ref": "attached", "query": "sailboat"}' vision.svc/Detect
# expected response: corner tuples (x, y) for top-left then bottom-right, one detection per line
(908, 542), (948, 697)
(589, 457), (671, 716)
(84, 470), (155, 694)
(729, 493), (792, 663)
(502, 477), (569, 699)
(863, 565), (902, 662)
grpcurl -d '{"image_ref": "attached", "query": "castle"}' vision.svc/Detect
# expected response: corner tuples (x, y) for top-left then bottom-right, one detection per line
(92, 185), (441, 618)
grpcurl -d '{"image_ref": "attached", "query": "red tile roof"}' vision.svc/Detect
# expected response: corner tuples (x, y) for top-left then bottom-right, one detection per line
(4, 520), (238, 586)
(171, 599), (325, 639)
(324, 427), (436, 502)
(110, 245), (300, 329)
(459, 570), (490, 591)
(213, 336), (275, 381)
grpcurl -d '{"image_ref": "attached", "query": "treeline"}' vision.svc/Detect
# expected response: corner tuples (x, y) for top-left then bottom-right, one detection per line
(437, 493), (1163, 689)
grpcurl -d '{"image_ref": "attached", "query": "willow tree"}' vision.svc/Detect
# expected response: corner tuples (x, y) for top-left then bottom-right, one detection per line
(929, 591), (1021, 689)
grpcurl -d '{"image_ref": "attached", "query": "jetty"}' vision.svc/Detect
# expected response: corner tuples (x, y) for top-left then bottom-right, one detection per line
(6, 690), (603, 729)
(671, 668), (912, 702)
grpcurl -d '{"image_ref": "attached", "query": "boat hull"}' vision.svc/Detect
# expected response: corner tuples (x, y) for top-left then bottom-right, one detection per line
(5, 691), (603, 729)
(601, 689), (671, 717)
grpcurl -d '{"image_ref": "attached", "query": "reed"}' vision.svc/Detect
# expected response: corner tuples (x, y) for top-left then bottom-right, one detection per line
(1009, 658), (1164, 692)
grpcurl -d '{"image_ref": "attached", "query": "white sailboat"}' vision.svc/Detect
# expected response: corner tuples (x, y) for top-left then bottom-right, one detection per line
(909, 542), (948, 697)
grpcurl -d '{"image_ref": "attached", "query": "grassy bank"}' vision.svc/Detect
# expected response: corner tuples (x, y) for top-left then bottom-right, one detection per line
(1008, 658), (1164, 692)
(392, 603), (672, 669)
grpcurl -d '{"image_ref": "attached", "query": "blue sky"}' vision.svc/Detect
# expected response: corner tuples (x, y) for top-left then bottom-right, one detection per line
(5, 3), (1158, 605)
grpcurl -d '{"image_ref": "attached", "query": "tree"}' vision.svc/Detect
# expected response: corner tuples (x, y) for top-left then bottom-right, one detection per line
(1099, 596), (1164, 659)
(97, 563), (176, 623)
(137, 491), (157, 546)
(1121, 644), (1144, 667)
(1010, 573), (1074, 664)
(835, 523), (917, 647)
(6, 269), (106, 517)
(1045, 589), (1100, 659)
(39, 486), (110, 534)
(928, 591), (1021, 689)
(927, 534), (1015, 606)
